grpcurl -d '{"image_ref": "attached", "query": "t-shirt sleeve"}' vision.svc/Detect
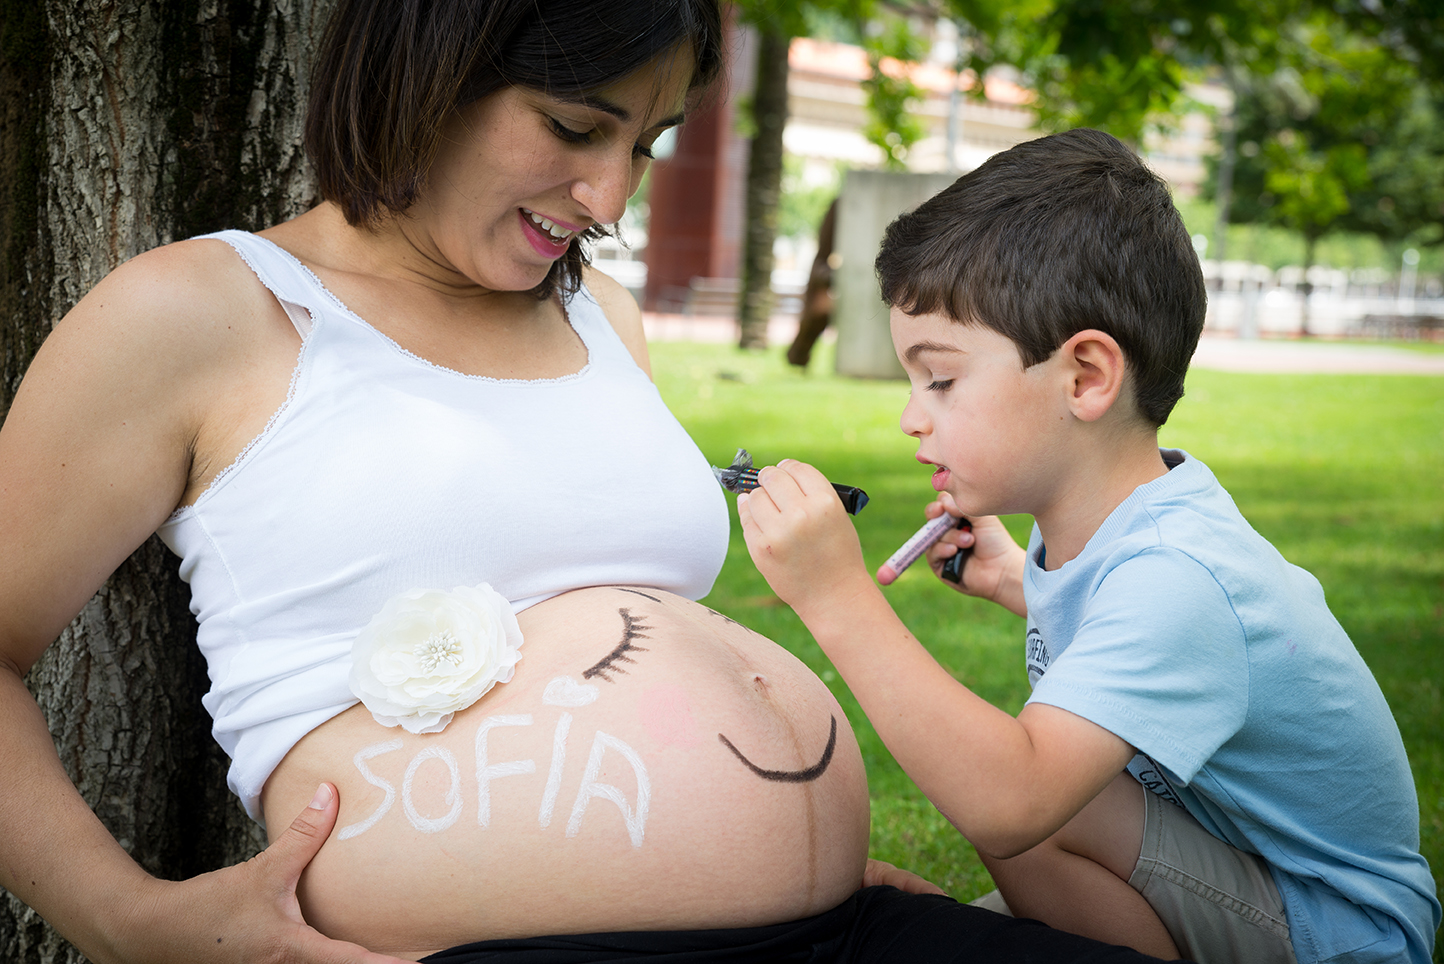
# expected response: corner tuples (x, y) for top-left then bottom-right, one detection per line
(1026, 548), (1249, 784)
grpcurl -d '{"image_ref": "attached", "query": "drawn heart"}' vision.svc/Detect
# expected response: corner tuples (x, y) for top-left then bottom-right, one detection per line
(543, 675), (599, 707)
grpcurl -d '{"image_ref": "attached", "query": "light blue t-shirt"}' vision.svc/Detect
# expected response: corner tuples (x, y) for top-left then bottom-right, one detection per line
(1023, 450), (1439, 964)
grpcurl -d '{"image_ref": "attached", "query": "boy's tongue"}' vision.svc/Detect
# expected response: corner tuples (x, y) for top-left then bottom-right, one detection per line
(931, 464), (950, 491)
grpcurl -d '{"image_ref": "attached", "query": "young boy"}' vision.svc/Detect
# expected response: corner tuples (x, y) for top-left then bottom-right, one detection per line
(737, 128), (1439, 964)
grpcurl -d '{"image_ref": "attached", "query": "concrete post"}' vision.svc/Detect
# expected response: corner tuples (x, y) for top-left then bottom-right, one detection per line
(833, 169), (957, 378)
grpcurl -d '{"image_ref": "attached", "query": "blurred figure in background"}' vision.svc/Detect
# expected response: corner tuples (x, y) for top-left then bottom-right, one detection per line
(788, 196), (839, 368)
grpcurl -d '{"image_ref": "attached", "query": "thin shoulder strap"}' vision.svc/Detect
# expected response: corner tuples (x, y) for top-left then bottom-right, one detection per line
(197, 230), (325, 338)
(565, 281), (637, 369)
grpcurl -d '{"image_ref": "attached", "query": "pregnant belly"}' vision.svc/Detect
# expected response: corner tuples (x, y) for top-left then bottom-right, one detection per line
(263, 587), (871, 959)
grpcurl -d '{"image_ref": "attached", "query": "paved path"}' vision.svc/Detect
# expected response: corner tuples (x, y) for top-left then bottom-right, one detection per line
(642, 313), (1444, 376)
(1189, 336), (1444, 375)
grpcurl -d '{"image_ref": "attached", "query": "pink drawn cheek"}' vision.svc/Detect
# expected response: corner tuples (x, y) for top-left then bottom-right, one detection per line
(639, 683), (700, 748)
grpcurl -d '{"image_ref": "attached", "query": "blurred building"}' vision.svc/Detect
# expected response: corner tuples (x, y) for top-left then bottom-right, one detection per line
(635, 29), (1222, 314)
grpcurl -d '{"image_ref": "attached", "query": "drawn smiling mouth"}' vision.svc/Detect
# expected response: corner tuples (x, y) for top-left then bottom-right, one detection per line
(719, 716), (838, 784)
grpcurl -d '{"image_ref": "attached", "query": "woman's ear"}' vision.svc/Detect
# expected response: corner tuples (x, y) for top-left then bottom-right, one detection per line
(1060, 329), (1126, 423)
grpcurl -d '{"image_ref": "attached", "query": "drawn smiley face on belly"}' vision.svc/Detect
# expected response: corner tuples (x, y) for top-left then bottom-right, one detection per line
(334, 590), (838, 849)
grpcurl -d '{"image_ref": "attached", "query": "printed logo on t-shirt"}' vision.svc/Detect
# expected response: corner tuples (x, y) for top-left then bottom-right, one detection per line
(1025, 627), (1050, 687)
(1127, 753), (1186, 809)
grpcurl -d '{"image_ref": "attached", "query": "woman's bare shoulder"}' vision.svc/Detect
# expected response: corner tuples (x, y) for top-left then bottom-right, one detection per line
(48, 235), (298, 389)
(581, 265), (651, 377)
(0, 237), (290, 657)
(71, 236), (265, 335)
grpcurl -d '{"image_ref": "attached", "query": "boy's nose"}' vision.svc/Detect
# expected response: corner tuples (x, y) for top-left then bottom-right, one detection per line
(900, 392), (929, 437)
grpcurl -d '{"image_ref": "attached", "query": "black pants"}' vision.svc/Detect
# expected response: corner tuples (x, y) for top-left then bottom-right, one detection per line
(420, 886), (1187, 963)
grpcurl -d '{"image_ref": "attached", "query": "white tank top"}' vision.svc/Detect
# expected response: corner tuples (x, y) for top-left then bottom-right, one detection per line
(158, 230), (729, 821)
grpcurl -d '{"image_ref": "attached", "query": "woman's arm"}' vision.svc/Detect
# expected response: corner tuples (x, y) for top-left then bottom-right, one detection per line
(0, 242), (408, 964)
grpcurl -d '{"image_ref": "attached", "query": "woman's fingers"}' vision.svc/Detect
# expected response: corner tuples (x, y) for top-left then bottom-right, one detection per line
(126, 782), (411, 964)
(244, 783), (413, 964)
(261, 783), (339, 906)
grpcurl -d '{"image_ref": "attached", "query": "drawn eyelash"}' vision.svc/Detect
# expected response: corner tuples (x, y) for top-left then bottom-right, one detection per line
(704, 605), (740, 627)
(582, 608), (652, 682)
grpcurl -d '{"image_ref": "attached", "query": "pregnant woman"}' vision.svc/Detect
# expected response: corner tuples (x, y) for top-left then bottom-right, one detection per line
(0, 1), (1178, 961)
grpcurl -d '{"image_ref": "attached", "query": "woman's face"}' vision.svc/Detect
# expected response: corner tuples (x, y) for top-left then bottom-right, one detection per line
(411, 48), (695, 293)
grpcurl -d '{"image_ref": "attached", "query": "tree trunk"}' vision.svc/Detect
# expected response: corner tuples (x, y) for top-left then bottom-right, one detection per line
(1210, 74), (1238, 276)
(1299, 232), (1317, 338)
(0, 1), (330, 960)
(737, 25), (789, 350)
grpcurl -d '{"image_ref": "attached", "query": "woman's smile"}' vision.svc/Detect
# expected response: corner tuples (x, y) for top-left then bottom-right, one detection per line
(409, 49), (695, 294)
(519, 208), (578, 258)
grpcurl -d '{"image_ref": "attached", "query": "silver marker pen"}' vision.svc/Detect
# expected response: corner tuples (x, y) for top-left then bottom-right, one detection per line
(877, 514), (971, 586)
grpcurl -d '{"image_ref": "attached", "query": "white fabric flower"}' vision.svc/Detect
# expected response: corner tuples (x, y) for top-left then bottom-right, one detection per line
(349, 583), (524, 734)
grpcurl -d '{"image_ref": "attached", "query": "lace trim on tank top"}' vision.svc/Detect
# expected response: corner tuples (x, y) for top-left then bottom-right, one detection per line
(167, 237), (315, 522)
(167, 233), (599, 522)
(247, 231), (595, 386)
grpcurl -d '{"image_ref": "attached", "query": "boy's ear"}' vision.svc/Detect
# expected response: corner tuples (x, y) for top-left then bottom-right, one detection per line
(1060, 329), (1126, 423)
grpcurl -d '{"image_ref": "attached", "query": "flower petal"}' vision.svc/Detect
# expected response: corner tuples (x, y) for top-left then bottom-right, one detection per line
(349, 582), (525, 732)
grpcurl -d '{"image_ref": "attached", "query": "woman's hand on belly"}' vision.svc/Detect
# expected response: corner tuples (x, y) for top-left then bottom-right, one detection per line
(125, 781), (412, 964)
(265, 588), (871, 958)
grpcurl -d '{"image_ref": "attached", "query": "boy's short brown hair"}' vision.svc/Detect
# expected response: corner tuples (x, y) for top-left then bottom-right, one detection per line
(875, 128), (1207, 426)
(305, 0), (723, 301)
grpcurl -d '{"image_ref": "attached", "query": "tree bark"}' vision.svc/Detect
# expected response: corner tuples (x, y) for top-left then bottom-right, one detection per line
(1299, 232), (1317, 338)
(0, 1), (330, 960)
(737, 25), (789, 350)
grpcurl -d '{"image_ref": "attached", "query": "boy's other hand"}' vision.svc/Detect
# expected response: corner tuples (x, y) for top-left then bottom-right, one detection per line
(926, 499), (1027, 618)
(737, 460), (872, 614)
(862, 858), (948, 896)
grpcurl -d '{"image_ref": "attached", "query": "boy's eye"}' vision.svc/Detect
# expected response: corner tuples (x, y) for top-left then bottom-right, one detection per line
(926, 379), (954, 392)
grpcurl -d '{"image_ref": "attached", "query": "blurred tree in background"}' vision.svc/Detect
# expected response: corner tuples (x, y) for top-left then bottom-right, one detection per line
(732, 0), (948, 349)
(739, 0), (1441, 347)
(965, 0), (1443, 320)
(1201, 3), (1443, 332)
(1217, 17), (1417, 333)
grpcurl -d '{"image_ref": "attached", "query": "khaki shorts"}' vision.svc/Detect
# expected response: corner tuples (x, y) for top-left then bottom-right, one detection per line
(969, 790), (1298, 964)
(1127, 789), (1297, 964)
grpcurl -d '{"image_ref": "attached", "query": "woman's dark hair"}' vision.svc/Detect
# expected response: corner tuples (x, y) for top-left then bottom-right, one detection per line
(876, 129), (1207, 426)
(306, 0), (724, 300)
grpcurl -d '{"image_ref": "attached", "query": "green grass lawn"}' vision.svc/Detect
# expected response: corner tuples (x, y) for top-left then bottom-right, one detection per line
(650, 338), (1444, 953)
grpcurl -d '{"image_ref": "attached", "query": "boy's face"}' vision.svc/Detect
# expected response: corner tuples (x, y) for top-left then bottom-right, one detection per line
(891, 307), (1069, 518)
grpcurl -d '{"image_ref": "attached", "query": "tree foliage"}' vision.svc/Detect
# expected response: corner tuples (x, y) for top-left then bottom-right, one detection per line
(940, 0), (1300, 146)
(1224, 19), (1413, 235)
(1361, 87), (1444, 249)
(727, 0), (1442, 344)
(1209, 11), (1441, 260)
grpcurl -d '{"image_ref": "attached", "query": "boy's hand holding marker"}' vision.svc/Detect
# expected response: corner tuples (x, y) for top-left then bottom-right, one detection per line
(876, 510), (971, 586)
(731, 454), (1025, 618)
(735, 460), (875, 615)
(915, 497), (1029, 617)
